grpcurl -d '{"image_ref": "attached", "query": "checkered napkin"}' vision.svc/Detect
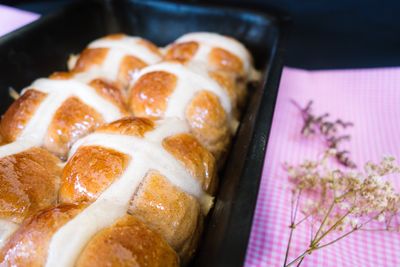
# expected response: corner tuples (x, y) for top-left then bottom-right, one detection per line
(0, 4), (39, 37)
(245, 67), (400, 267)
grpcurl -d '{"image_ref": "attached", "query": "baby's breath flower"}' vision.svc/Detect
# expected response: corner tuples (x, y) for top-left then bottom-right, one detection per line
(377, 214), (385, 222)
(339, 202), (350, 210)
(284, 152), (400, 267)
(350, 217), (360, 228)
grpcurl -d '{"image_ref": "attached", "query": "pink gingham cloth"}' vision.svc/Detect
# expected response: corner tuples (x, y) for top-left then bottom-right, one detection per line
(245, 67), (400, 267)
(0, 4), (39, 37)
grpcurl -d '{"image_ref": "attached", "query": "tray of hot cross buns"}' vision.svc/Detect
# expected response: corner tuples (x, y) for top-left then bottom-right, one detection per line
(0, 0), (284, 266)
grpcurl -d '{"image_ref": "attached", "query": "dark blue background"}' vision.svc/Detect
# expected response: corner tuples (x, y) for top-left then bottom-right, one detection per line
(207, 0), (400, 69)
(2, 0), (400, 69)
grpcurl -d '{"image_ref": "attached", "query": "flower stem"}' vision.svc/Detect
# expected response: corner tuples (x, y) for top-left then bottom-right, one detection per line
(284, 190), (302, 266)
(313, 209), (352, 245)
(313, 199), (335, 241)
(314, 228), (357, 251)
(312, 210), (386, 252)
(283, 223), (295, 267)
(294, 212), (314, 227)
(285, 250), (309, 267)
(296, 256), (306, 267)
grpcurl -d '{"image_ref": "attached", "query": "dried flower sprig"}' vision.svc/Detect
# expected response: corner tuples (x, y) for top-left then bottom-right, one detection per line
(292, 100), (356, 168)
(283, 151), (400, 267)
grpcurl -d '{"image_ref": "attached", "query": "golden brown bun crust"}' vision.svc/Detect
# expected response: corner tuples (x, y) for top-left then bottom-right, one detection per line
(163, 133), (217, 194)
(129, 71), (177, 118)
(129, 69), (229, 160)
(77, 215), (179, 267)
(44, 96), (104, 158)
(165, 42), (244, 75)
(97, 117), (155, 137)
(165, 42), (247, 110)
(73, 35), (161, 90)
(50, 72), (128, 113)
(186, 91), (230, 160)
(1, 75), (128, 159)
(60, 145), (130, 204)
(0, 204), (81, 267)
(208, 70), (237, 107)
(164, 41), (248, 108)
(209, 47), (244, 75)
(164, 42), (199, 63)
(129, 171), (202, 263)
(0, 89), (47, 142)
(88, 79), (128, 112)
(117, 55), (147, 89)
(59, 118), (214, 262)
(48, 71), (76, 80)
(72, 48), (109, 73)
(46, 72), (129, 158)
(0, 147), (61, 223)
(96, 118), (217, 193)
(104, 33), (126, 40)
(165, 43), (249, 115)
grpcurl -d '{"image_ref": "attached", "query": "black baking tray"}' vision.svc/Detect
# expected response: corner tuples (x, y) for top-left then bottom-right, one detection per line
(0, 0), (285, 266)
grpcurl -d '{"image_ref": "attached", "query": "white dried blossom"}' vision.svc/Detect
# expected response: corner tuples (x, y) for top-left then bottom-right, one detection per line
(350, 218), (360, 228)
(286, 152), (400, 234)
(377, 214), (385, 222)
(339, 202), (350, 210)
